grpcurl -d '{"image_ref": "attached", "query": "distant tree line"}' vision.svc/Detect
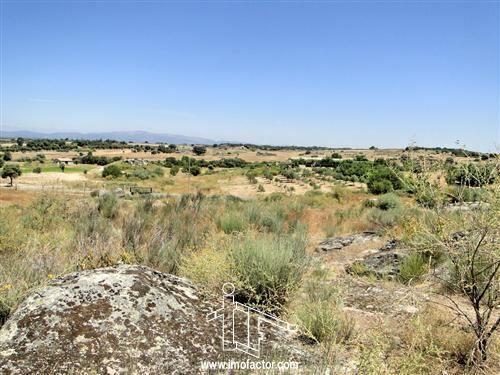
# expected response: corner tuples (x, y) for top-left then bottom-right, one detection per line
(404, 146), (496, 159)
(0, 138), (179, 153)
(77, 152), (122, 166)
(217, 143), (335, 151)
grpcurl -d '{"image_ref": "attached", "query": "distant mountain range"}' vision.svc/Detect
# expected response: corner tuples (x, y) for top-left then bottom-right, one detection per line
(0, 130), (221, 145)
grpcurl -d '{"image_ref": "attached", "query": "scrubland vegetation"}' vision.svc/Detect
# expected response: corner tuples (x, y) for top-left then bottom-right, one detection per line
(0, 139), (499, 373)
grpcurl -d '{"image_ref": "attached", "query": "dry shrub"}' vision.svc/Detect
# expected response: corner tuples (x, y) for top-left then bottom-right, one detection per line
(294, 266), (354, 346)
(402, 304), (476, 365)
(178, 236), (233, 294)
(229, 229), (309, 314)
(216, 211), (248, 233)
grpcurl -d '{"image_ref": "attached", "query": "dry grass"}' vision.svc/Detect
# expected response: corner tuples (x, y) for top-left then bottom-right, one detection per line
(0, 189), (39, 207)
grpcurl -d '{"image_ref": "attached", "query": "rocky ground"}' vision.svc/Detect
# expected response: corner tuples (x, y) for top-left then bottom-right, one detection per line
(313, 233), (430, 340)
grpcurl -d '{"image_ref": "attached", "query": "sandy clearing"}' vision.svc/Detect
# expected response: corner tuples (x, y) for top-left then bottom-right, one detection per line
(17, 172), (87, 184)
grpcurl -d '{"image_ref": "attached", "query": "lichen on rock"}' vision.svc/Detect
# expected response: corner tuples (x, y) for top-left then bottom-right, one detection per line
(0, 265), (306, 374)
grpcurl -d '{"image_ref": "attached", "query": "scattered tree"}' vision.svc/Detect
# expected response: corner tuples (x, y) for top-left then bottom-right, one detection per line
(102, 164), (122, 178)
(192, 146), (207, 156)
(1, 164), (22, 186)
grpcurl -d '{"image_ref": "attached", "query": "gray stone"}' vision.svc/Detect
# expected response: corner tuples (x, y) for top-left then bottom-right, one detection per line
(360, 249), (407, 278)
(316, 232), (378, 252)
(113, 187), (125, 197)
(0, 265), (305, 374)
(345, 240), (408, 279)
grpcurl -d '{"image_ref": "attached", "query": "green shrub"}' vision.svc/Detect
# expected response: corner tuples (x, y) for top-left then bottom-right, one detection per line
(133, 167), (151, 180)
(246, 171), (258, 184)
(230, 231), (309, 313)
(102, 164), (122, 178)
(368, 179), (393, 194)
(263, 170), (274, 181)
(415, 190), (441, 208)
(32, 167), (42, 174)
(217, 211), (248, 234)
(281, 168), (298, 180)
(170, 165), (179, 176)
(2, 151), (12, 161)
(152, 166), (164, 177)
(97, 193), (119, 219)
(21, 194), (68, 231)
(446, 186), (485, 203)
(446, 162), (497, 187)
(257, 184), (265, 192)
(295, 273), (354, 344)
(367, 167), (403, 194)
(301, 190), (328, 207)
(363, 199), (377, 208)
(399, 252), (429, 284)
(244, 202), (285, 233)
(295, 300), (353, 344)
(376, 193), (402, 210)
(265, 193), (285, 202)
(367, 207), (404, 229)
(257, 211), (284, 233)
(182, 165), (201, 176)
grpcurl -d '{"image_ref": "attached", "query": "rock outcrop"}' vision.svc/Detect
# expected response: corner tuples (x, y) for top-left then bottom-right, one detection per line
(316, 232), (378, 252)
(344, 239), (409, 279)
(0, 265), (303, 374)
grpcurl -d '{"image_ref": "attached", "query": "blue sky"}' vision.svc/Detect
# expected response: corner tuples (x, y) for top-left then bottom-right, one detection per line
(1, 1), (498, 151)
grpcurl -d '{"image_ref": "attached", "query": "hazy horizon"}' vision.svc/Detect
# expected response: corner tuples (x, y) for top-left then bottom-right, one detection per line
(1, 1), (499, 152)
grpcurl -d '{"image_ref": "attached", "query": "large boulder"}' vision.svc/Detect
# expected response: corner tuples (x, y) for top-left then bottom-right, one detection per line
(0, 265), (303, 374)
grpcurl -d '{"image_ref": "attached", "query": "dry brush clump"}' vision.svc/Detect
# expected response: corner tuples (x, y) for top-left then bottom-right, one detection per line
(407, 164), (500, 368)
(293, 266), (354, 347)
(228, 229), (309, 314)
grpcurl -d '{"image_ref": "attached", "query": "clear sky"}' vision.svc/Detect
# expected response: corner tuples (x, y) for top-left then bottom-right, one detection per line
(1, 0), (498, 151)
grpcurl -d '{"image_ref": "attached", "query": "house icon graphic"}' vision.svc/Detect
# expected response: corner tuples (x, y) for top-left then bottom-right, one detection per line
(206, 283), (296, 358)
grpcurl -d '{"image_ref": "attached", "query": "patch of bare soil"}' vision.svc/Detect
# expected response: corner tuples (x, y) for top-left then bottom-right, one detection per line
(18, 172), (87, 184)
(0, 188), (37, 207)
(218, 176), (322, 199)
